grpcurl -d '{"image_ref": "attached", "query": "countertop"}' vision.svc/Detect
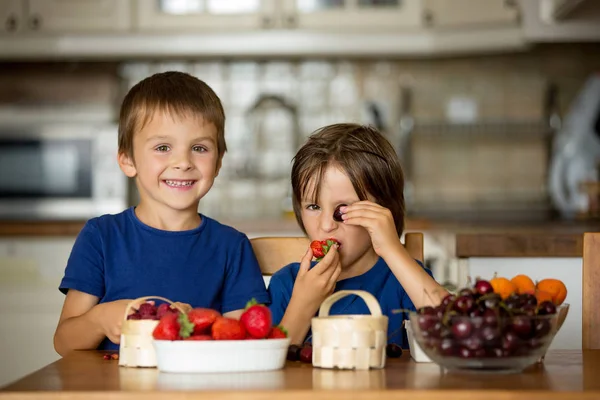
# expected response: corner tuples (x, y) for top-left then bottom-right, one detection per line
(0, 216), (598, 237)
(1, 350), (599, 399)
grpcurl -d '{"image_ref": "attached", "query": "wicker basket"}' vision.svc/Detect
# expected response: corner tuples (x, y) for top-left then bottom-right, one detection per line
(312, 290), (388, 370)
(119, 296), (184, 368)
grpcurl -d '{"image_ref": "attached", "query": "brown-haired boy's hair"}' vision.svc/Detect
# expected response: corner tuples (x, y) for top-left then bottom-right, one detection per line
(118, 71), (226, 159)
(291, 123), (405, 237)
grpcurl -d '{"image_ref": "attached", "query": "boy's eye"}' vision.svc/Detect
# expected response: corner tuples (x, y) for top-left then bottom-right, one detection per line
(155, 145), (170, 152)
(192, 145), (207, 152)
(306, 204), (320, 211)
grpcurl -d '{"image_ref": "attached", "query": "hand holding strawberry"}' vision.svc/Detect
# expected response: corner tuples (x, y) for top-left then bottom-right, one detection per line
(310, 238), (339, 261)
(289, 241), (342, 316)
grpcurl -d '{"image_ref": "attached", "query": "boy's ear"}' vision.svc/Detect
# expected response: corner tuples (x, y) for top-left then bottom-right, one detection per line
(118, 152), (137, 178)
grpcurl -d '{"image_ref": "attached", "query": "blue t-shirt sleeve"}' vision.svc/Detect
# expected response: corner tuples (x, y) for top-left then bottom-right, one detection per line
(400, 260), (435, 311)
(220, 236), (270, 313)
(267, 265), (295, 326)
(59, 220), (105, 298)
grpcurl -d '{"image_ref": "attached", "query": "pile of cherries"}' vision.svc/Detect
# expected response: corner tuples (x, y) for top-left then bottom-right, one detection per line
(415, 279), (557, 359)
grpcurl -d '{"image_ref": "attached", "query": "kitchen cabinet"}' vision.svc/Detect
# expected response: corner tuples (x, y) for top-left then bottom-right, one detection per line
(0, 0), (23, 34)
(281, 0), (424, 31)
(134, 0), (277, 31)
(0, 0), (131, 34)
(423, 0), (520, 28)
(27, 0), (131, 32)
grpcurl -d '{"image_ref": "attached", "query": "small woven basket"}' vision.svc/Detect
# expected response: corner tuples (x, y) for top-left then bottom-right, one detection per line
(311, 290), (388, 370)
(119, 296), (183, 368)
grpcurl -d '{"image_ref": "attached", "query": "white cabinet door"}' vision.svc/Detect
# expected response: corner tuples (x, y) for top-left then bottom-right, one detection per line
(0, 0), (23, 34)
(424, 0), (519, 28)
(134, 0), (276, 31)
(283, 0), (424, 31)
(27, 0), (132, 32)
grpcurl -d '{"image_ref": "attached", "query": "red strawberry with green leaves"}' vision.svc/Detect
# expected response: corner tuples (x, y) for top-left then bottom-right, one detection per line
(240, 299), (272, 339)
(267, 325), (288, 339)
(310, 238), (339, 261)
(211, 317), (246, 340)
(152, 312), (194, 340)
(187, 308), (221, 335)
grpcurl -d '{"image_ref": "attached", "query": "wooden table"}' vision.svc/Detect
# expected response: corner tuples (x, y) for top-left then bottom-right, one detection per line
(1, 350), (599, 399)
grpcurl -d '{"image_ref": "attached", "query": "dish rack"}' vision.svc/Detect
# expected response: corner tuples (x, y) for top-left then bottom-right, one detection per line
(119, 296), (184, 368)
(311, 290), (388, 370)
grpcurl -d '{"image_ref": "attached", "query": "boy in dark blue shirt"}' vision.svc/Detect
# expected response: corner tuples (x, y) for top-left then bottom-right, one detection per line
(268, 123), (448, 347)
(54, 71), (269, 354)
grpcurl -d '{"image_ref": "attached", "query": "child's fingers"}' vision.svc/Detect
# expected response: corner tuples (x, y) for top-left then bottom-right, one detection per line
(298, 247), (313, 276)
(311, 244), (339, 275)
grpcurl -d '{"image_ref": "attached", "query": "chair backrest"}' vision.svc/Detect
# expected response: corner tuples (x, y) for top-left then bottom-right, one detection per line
(583, 232), (600, 350)
(251, 232), (424, 276)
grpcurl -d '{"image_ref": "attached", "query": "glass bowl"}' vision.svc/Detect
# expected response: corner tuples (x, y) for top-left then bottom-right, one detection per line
(408, 305), (566, 373)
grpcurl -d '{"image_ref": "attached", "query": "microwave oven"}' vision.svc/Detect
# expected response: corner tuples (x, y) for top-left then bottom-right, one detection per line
(0, 123), (127, 220)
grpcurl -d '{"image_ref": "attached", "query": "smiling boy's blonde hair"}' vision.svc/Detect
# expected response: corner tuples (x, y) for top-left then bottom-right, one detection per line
(118, 71), (226, 160)
(291, 123), (406, 237)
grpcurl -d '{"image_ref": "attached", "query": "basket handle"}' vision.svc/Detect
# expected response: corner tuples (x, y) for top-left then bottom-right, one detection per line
(122, 296), (185, 321)
(318, 290), (382, 318)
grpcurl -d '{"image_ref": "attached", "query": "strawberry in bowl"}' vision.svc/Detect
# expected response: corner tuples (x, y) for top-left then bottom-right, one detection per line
(152, 299), (291, 373)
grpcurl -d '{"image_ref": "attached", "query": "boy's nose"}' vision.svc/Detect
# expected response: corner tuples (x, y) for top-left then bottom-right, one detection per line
(319, 211), (338, 233)
(173, 153), (193, 170)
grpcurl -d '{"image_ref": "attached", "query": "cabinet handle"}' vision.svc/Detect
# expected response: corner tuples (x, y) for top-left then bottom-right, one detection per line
(423, 9), (433, 26)
(285, 14), (296, 28)
(262, 16), (273, 28)
(29, 14), (42, 30)
(5, 15), (18, 32)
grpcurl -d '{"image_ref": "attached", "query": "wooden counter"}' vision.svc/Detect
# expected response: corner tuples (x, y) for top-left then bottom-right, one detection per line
(1, 216), (598, 238)
(1, 350), (599, 399)
(455, 233), (585, 258)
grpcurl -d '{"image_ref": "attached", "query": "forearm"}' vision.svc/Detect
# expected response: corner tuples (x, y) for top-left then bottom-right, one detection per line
(279, 297), (318, 345)
(384, 245), (448, 309)
(53, 306), (106, 356)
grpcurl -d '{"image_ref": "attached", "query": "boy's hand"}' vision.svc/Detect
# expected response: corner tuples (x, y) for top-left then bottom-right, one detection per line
(340, 201), (402, 259)
(96, 299), (139, 344)
(290, 242), (342, 313)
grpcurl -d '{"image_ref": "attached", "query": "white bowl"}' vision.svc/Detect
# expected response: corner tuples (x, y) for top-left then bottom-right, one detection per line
(153, 338), (291, 373)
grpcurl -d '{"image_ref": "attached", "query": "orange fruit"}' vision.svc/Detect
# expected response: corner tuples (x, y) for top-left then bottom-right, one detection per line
(511, 274), (536, 294)
(536, 279), (567, 306)
(534, 289), (553, 304)
(490, 276), (517, 299)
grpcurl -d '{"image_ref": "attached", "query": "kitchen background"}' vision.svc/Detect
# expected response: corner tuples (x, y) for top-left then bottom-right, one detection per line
(1, 0), (600, 387)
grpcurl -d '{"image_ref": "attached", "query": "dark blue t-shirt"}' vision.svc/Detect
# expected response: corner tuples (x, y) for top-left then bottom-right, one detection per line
(59, 207), (269, 350)
(267, 257), (434, 349)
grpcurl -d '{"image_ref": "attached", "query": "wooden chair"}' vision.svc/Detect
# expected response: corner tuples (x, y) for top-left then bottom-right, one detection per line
(583, 232), (600, 350)
(251, 232), (424, 276)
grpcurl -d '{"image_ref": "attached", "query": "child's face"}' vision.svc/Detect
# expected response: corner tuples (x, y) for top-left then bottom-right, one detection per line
(300, 164), (377, 271)
(119, 110), (221, 215)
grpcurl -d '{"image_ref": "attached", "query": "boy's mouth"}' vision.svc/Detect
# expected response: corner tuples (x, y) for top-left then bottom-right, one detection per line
(163, 179), (197, 188)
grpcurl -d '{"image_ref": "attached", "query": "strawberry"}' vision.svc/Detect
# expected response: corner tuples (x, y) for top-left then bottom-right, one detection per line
(267, 325), (288, 339)
(184, 334), (213, 341)
(152, 312), (194, 340)
(240, 299), (272, 339)
(211, 317), (246, 340)
(310, 238), (339, 261)
(187, 308), (221, 335)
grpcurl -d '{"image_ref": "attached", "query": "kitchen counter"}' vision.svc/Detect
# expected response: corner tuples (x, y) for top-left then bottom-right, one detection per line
(1, 350), (599, 399)
(0, 216), (598, 237)
(455, 232), (585, 258)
